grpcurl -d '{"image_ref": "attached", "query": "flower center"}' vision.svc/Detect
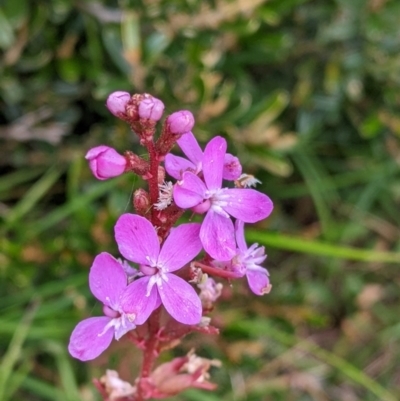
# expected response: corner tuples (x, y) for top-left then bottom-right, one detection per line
(140, 264), (158, 275)
(103, 305), (120, 318)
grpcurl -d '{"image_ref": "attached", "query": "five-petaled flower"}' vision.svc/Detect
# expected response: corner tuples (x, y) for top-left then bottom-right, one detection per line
(173, 136), (273, 261)
(115, 214), (203, 325)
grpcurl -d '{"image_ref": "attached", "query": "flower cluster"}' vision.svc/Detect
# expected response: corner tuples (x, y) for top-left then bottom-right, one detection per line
(69, 92), (273, 400)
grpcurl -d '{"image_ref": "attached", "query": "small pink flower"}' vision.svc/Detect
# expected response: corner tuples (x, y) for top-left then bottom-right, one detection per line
(85, 146), (126, 180)
(213, 220), (271, 295)
(165, 131), (242, 181)
(173, 136), (273, 261)
(68, 253), (137, 361)
(166, 110), (195, 134)
(106, 91), (130, 118)
(138, 94), (165, 121)
(115, 214), (203, 325)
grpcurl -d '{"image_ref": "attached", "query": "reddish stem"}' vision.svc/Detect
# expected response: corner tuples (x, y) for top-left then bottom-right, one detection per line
(135, 308), (161, 400)
(145, 141), (162, 226)
(192, 261), (243, 279)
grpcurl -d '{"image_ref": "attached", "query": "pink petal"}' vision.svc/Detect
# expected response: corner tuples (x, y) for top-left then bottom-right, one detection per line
(120, 276), (158, 325)
(115, 214), (160, 264)
(223, 189), (274, 223)
(246, 269), (270, 296)
(158, 223), (202, 272)
(89, 252), (127, 308)
(165, 154), (196, 180)
(223, 153), (242, 181)
(85, 145), (109, 159)
(202, 136), (226, 190)
(234, 220), (247, 252)
(68, 317), (114, 361)
(177, 131), (203, 165)
(158, 274), (202, 324)
(200, 210), (236, 261)
(173, 172), (207, 209)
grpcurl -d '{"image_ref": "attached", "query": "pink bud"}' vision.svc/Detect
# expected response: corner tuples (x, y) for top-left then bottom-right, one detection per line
(138, 94), (165, 121)
(106, 91), (131, 118)
(167, 110), (195, 134)
(223, 153), (242, 180)
(85, 146), (127, 180)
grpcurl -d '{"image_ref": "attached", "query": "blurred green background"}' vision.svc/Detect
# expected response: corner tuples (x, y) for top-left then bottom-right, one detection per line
(1, 0), (400, 400)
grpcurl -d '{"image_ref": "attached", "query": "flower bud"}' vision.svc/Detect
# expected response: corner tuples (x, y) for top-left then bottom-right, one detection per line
(133, 188), (151, 216)
(106, 91), (131, 118)
(166, 110), (195, 134)
(138, 94), (165, 121)
(85, 146), (127, 180)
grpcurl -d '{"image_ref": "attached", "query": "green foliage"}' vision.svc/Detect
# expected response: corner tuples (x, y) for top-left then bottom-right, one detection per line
(1, 0), (400, 400)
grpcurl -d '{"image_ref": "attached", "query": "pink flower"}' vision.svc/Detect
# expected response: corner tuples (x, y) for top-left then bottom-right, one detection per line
(115, 214), (203, 325)
(173, 136), (273, 261)
(165, 131), (242, 181)
(85, 146), (126, 180)
(213, 220), (271, 295)
(68, 253), (137, 361)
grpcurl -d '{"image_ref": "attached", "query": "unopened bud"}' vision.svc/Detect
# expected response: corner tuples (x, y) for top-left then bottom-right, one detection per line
(138, 94), (165, 121)
(166, 110), (195, 134)
(124, 151), (150, 176)
(106, 91), (131, 119)
(85, 146), (127, 180)
(158, 166), (166, 184)
(133, 188), (151, 216)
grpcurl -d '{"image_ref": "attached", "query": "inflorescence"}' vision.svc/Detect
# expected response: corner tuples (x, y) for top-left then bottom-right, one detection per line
(69, 92), (273, 400)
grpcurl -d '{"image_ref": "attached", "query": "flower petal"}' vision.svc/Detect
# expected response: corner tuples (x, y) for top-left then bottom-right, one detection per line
(200, 210), (236, 261)
(246, 269), (271, 296)
(223, 188), (274, 223)
(120, 276), (158, 325)
(158, 223), (202, 272)
(165, 154), (196, 180)
(202, 136), (226, 190)
(115, 214), (160, 265)
(89, 252), (127, 308)
(68, 317), (114, 361)
(173, 171), (207, 209)
(177, 131), (203, 165)
(158, 274), (202, 324)
(234, 220), (247, 252)
(223, 153), (242, 181)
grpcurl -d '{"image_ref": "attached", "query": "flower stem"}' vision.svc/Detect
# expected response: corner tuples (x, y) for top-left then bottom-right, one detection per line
(136, 307), (161, 400)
